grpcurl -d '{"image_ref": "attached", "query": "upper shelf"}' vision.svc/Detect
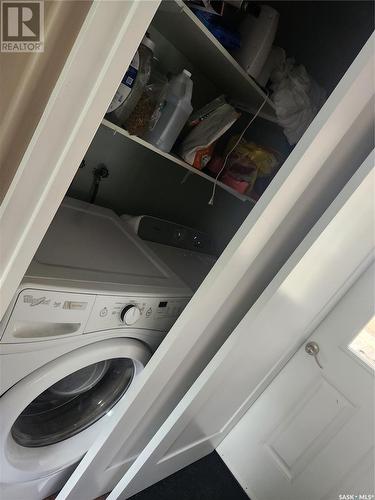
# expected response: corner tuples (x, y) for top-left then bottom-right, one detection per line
(152, 0), (276, 122)
(101, 119), (256, 203)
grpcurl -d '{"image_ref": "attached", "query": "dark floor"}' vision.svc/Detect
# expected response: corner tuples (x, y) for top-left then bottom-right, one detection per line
(46, 451), (248, 500)
(129, 451), (249, 500)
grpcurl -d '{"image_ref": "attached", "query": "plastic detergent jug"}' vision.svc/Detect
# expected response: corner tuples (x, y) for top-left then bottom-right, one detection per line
(234, 5), (279, 80)
(147, 69), (193, 153)
(106, 35), (155, 126)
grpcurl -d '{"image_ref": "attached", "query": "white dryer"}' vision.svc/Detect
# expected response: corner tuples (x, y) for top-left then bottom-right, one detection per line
(123, 215), (217, 292)
(0, 198), (191, 500)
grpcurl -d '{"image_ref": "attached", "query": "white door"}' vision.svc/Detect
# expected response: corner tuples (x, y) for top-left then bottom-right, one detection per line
(218, 265), (375, 500)
(103, 153), (374, 500)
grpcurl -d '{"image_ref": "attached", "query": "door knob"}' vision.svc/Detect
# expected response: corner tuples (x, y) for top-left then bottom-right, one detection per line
(305, 341), (323, 369)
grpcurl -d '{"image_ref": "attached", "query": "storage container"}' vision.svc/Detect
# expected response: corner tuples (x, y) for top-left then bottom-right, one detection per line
(146, 69), (193, 153)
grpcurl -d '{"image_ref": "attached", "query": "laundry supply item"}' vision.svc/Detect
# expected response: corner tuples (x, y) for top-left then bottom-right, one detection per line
(146, 69), (193, 153)
(234, 5), (279, 81)
(192, 9), (241, 50)
(256, 46), (286, 88)
(106, 35), (155, 127)
(179, 99), (240, 170)
(125, 59), (168, 138)
(270, 56), (326, 145)
(216, 137), (279, 197)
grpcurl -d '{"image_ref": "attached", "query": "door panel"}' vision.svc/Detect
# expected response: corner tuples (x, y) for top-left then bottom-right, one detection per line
(263, 378), (355, 481)
(218, 265), (374, 500)
(105, 153), (374, 500)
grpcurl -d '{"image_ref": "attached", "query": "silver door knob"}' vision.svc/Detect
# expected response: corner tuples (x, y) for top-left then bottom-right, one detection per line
(305, 341), (323, 369)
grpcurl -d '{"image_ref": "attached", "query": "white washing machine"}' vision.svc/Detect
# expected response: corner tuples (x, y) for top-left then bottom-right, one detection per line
(0, 198), (191, 500)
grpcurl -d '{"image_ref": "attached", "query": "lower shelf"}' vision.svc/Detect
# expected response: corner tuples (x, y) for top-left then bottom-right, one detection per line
(101, 119), (256, 203)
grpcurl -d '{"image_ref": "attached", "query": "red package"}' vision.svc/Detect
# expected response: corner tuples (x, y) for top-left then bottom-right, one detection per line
(221, 173), (250, 194)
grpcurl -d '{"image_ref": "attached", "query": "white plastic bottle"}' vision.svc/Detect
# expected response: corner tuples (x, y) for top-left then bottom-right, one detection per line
(234, 5), (279, 80)
(147, 69), (193, 153)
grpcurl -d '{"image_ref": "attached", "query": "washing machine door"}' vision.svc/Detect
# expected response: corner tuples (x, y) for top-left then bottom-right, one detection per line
(0, 337), (151, 483)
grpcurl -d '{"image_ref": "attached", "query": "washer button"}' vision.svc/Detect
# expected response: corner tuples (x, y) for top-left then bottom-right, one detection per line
(99, 307), (108, 317)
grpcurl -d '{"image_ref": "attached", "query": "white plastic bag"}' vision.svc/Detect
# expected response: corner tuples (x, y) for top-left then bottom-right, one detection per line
(271, 57), (326, 145)
(179, 102), (240, 169)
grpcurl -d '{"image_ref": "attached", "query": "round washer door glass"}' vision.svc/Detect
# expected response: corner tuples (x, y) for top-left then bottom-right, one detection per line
(11, 357), (134, 447)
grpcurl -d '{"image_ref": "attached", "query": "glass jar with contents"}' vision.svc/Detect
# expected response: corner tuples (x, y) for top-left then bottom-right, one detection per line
(124, 58), (168, 138)
(106, 35), (155, 127)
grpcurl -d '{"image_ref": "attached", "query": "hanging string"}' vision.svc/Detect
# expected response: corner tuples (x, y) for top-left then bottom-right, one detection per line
(208, 90), (270, 206)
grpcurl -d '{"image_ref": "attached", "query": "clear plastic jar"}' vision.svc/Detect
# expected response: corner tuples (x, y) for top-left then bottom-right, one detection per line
(124, 58), (168, 138)
(106, 35), (155, 127)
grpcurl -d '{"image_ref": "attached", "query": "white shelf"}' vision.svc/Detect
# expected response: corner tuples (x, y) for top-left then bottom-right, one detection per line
(101, 119), (256, 203)
(152, 0), (276, 122)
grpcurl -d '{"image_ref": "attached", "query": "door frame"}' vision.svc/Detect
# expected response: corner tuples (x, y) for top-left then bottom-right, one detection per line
(0, 0), (161, 319)
(107, 152), (375, 500)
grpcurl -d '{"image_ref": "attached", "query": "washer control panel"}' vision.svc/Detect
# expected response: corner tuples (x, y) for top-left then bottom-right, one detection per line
(84, 295), (189, 333)
(0, 289), (190, 343)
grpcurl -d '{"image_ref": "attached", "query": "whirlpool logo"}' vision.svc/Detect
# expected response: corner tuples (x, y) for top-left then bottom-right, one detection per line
(1, 0), (44, 52)
(23, 295), (50, 307)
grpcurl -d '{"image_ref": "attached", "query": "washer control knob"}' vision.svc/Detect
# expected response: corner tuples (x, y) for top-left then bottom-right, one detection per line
(120, 304), (141, 325)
